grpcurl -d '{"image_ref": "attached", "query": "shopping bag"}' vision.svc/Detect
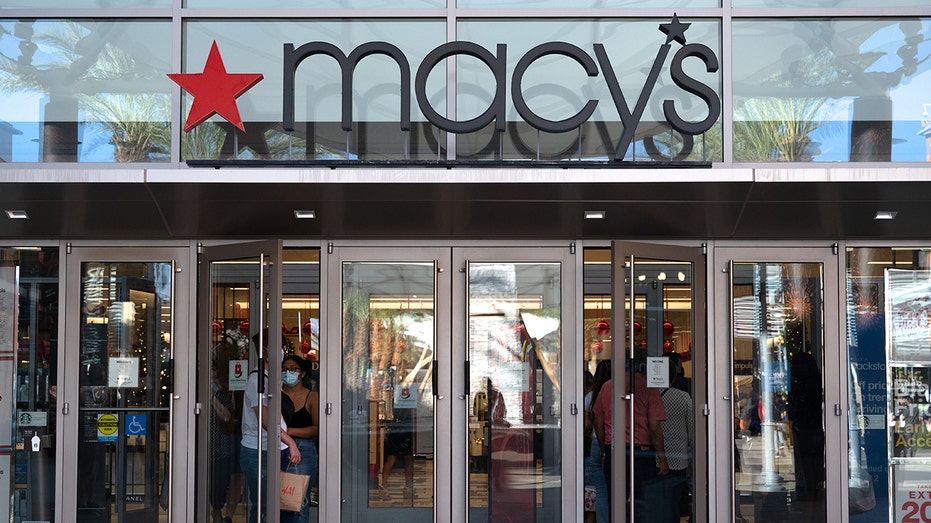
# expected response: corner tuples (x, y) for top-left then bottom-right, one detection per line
(280, 467), (310, 513)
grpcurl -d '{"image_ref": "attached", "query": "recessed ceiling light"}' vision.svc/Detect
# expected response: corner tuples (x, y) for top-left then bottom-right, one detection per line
(874, 211), (897, 220)
(4, 210), (28, 219)
(293, 210), (316, 219)
(584, 210), (605, 219)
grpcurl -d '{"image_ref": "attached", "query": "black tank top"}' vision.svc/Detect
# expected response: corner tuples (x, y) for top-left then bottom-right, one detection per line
(288, 390), (313, 429)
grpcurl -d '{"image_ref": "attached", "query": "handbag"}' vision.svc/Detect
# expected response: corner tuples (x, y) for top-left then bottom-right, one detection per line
(280, 464), (310, 513)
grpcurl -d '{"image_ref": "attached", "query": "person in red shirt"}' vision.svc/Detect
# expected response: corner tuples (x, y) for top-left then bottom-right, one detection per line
(593, 350), (667, 521)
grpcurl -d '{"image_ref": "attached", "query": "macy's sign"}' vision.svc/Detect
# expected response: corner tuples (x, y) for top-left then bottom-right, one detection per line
(171, 15), (720, 162)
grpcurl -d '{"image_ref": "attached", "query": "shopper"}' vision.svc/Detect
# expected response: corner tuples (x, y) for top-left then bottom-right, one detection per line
(240, 331), (301, 523)
(584, 360), (611, 523)
(281, 355), (319, 522)
(655, 353), (692, 523)
(593, 348), (667, 522)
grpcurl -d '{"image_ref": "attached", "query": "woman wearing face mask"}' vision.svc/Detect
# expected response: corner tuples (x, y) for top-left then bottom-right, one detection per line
(281, 355), (319, 522)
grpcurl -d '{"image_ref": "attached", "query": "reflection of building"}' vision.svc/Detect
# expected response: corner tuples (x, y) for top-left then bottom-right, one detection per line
(0, 120), (22, 162)
(920, 104), (931, 162)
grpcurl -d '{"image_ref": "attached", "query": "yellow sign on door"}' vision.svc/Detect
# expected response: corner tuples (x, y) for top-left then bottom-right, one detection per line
(97, 413), (118, 442)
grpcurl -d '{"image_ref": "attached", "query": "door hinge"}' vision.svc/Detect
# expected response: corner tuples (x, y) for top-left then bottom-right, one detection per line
(194, 403), (202, 415)
(702, 404), (710, 416)
(832, 243), (839, 256)
(701, 243), (707, 255)
(569, 242), (576, 255)
(66, 242), (72, 255)
(570, 403), (578, 416)
(327, 242), (334, 254)
(325, 402), (333, 415)
(62, 402), (70, 415)
(834, 403), (842, 416)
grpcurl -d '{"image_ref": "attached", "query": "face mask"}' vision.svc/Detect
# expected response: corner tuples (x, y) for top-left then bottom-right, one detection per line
(282, 370), (300, 387)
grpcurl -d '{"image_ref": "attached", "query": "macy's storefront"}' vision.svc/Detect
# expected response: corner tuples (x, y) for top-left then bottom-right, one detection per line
(1, 3), (930, 523)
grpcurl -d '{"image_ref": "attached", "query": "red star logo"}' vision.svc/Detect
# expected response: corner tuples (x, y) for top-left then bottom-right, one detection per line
(168, 41), (264, 133)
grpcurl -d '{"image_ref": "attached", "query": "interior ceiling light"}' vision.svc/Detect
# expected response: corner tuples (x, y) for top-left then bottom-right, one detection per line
(584, 210), (605, 219)
(4, 210), (28, 219)
(293, 210), (316, 219)
(874, 211), (898, 220)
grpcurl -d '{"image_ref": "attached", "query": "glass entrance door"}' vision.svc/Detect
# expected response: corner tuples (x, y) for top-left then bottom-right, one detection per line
(327, 245), (577, 523)
(610, 241), (706, 523)
(712, 246), (844, 523)
(198, 241), (284, 523)
(460, 256), (568, 523)
(63, 247), (192, 523)
(330, 248), (446, 523)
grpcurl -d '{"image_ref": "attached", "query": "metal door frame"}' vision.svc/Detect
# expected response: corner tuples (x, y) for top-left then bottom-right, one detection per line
(196, 240), (283, 523)
(708, 244), (845, 523)
(323, 245), (451, 523)
(61, 245), (195, 522)
(324, 243), (580, 522)
(611, 241), (708, 523)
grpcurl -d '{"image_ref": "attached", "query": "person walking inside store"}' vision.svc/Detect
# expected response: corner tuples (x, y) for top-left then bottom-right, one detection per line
(281, 355), (319, 522)
(379, 382), (416, 501)
(241, 330), (301, 523)
(593, 347), (667, 522)
(655, 352), (692, 523)
(584, 360), (611, 523)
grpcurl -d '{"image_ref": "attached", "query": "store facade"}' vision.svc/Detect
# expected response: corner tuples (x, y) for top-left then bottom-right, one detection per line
(0, 2), (930, 523)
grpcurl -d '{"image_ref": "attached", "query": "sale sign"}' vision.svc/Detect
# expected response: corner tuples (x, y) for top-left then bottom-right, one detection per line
(894, 463), (931, 522)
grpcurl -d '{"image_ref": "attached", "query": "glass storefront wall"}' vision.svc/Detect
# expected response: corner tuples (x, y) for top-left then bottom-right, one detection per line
(0, 19), (172, 163)
(0, 1), (169, 7)
(185, 0), (444, 7)
(456, 18), (722, 162)
(181, 19), (447, 162)
(2, 247), (59, 523)
(5, 242), (931, 521)
(459, 0), (718, 7)
(0, 9), (926, 164)
(733, 19), (931, 162)
(846, 247), (931, 523)
(734, 0), (930, 7)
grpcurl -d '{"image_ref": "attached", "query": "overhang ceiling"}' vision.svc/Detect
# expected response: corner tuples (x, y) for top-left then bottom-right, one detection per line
(0, 167), (929, 241)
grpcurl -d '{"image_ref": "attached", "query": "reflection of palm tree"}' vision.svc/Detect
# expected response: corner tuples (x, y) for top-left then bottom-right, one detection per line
(0, 20), (169, 162)
(735, 97), (826, 162)
(736, 20), (930, 162)
(83, 93), (169, 162)
(735, 50), (832, 162)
